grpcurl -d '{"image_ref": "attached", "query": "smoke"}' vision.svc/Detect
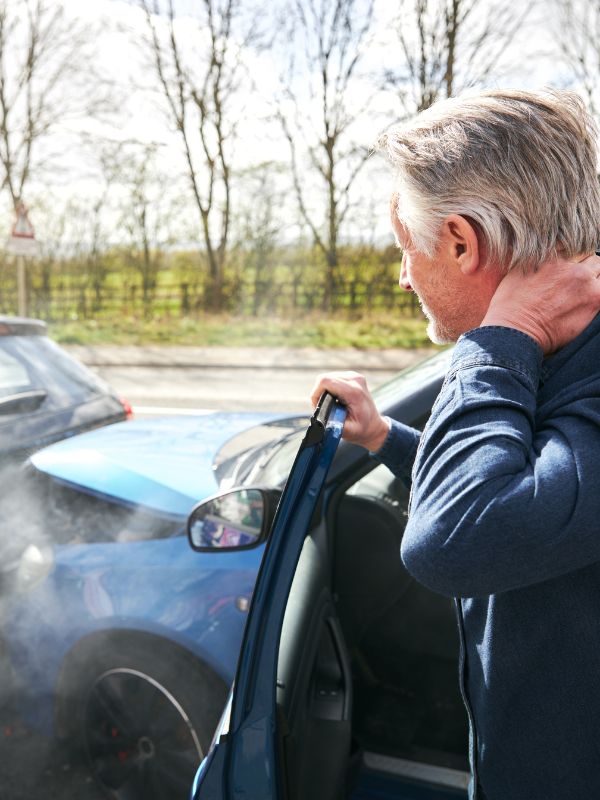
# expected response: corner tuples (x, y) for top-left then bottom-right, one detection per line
(0, 459), (187, 799)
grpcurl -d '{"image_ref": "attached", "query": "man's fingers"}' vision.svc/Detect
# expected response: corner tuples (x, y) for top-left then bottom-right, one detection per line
(309, 370), (389, 450)
(484, 251), (600, 353)
(574, 252), (596, 264)
(310, 371), (366, 409)
(577, 253), (600, 281)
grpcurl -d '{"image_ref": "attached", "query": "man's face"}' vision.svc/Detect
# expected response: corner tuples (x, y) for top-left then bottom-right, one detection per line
(390, 199), (499, 343)
(391, 210), (466, 344)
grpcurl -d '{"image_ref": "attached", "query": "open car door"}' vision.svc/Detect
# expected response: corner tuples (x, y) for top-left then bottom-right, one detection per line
(188, 353), (470, 800)
(190, 392), (349, 800)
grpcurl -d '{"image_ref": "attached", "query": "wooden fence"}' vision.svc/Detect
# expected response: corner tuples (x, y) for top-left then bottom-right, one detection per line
(0, 270), (422, 321)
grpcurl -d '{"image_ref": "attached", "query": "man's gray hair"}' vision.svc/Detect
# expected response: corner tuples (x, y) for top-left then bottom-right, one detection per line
(379, 88), (600, 272)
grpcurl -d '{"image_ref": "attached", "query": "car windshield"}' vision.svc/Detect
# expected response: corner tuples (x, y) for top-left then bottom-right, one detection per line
(372, 348), (453, 410)
(213, 417), (309, 488)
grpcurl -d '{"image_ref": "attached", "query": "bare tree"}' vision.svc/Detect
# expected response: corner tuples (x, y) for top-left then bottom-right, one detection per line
(117, 143), (183, 316)
(387, 0), (532, 115)
(30, 192), (113, 319)
(138, 0), (260, 310)
(44, 141), (125, 316)
(554, 0), (600, 118)
(232, 161), (285, 315)
(0, 0), (96, 212)
(277, 0), (375, 311)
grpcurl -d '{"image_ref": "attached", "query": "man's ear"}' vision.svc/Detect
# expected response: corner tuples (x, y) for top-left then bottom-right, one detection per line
(441, 214), (480, 275)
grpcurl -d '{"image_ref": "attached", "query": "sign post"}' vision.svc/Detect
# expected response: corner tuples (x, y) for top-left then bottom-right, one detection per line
(6, 202), (39, 317)
(17, 255), (26, 316)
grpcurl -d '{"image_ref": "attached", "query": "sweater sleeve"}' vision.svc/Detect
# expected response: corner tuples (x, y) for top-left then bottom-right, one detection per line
(370, 416), (421, 482)
(400, 326), (600, 598)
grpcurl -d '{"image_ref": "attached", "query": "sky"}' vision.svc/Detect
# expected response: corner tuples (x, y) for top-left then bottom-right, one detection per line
(4, 0), (580, 251)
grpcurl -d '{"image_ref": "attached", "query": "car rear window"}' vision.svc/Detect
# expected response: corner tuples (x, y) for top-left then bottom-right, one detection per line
(0, 347), (32, 395)
(0, 336), (110, 406)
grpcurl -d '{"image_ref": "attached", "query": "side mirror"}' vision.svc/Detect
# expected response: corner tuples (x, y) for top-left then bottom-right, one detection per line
(187, 488), (278, 552)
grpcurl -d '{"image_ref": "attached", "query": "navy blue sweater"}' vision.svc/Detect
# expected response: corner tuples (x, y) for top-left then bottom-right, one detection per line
(375, 318), (600, 799)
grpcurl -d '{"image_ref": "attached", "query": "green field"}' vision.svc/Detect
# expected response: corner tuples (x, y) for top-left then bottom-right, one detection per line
(48, 312), (434, 350)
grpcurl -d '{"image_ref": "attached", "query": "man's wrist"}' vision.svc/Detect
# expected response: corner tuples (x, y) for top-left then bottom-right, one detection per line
(365, 416), (391, 453)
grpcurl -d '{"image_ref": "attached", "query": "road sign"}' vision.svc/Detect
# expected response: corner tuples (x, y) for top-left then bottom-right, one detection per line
(12, 202), (35, 238)
(6, 235), (39, 256)
(6, 202), (39, 257)
(6, 202), (39, 315)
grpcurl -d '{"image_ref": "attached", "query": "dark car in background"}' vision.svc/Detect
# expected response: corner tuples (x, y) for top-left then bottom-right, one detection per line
(0, 316), (131, 464)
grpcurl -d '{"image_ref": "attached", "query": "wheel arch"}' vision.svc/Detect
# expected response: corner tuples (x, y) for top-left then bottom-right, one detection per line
(54, 627), (229, 740)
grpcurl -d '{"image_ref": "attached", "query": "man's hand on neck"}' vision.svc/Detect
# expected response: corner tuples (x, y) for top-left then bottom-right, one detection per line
(480, 253), (600, 354)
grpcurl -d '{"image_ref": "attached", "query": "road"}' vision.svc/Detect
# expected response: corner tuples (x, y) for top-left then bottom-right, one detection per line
(100, 364), (400, 413)
(65, 345), (436, 414)
(0, 716), (105, 800)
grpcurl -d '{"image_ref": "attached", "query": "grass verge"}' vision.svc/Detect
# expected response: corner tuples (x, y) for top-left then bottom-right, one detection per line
(48, 313), (435, 350)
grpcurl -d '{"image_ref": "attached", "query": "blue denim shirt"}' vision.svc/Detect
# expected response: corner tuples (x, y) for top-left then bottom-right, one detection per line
(374, 316), (600, 799)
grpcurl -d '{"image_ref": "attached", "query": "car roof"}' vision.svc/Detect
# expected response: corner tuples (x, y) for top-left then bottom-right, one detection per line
(0, 316), (47, 336)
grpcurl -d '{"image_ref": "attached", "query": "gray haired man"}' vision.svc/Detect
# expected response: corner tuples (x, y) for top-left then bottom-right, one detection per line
(313, 89), (600, 799)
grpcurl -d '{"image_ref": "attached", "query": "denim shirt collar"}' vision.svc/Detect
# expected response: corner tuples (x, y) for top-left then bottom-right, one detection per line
(540, 310), (600, 385)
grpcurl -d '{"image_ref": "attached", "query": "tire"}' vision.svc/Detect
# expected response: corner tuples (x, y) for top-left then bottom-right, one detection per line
(57, 634), (228, 800)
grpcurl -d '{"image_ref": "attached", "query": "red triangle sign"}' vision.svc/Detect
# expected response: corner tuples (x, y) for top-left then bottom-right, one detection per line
(12, 202), (35, 239)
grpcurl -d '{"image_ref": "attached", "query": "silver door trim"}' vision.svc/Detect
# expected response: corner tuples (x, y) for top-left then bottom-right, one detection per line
(363, 751), (470, 790)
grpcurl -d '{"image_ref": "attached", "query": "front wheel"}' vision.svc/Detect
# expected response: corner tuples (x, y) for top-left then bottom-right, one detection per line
(59, 636), (228, 800)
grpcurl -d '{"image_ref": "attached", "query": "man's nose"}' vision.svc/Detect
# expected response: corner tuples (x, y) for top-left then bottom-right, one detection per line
(399, 253), (412, 291)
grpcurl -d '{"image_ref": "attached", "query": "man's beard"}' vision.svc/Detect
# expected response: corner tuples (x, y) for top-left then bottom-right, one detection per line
(419, 297), (459, 344)
(426, 318), (458, 344)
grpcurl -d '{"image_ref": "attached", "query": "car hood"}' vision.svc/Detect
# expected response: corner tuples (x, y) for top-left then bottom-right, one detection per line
(30, 412), (287, 517)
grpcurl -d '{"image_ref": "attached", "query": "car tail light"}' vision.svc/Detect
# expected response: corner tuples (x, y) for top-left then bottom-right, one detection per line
(119, 397), (134, 419)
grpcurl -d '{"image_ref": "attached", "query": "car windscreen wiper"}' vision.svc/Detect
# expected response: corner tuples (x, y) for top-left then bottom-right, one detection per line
(0, 389), (47, 415)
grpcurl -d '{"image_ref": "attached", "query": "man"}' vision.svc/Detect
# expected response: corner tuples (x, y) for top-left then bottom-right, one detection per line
(312, 89), (600, 799)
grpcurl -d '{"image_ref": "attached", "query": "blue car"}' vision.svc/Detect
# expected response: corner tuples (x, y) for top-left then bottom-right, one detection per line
(5, 349), (468, 800)
(6, 411), (307, 799)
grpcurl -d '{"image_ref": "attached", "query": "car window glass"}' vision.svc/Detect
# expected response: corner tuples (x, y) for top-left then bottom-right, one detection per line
(244, 428), (307, 487)
(0, 336), (108, 407)
(372, 348), (452, 410)
(346, 462), (410, 512)
(0, 347), (33, 396)
(214, 418), (308, 486)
